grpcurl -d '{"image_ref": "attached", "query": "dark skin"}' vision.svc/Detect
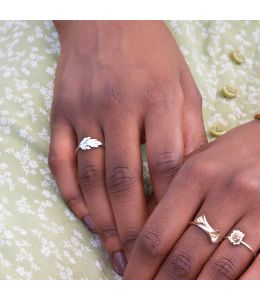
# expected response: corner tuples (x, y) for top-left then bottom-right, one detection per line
(124, 120), (260, 280)
(50, 21), (260, 280)
(49, 20), (206, 273)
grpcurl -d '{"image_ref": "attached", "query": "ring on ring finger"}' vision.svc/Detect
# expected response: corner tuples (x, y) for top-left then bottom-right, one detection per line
(190, 215), (222, 244)
(75, 136), (105, 155)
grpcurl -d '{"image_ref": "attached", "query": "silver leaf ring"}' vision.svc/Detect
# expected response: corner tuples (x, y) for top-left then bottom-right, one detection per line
(75, 137), (104, 155)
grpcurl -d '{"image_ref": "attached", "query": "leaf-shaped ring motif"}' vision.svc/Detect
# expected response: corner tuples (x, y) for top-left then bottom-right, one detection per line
(75, 137), (104, 155)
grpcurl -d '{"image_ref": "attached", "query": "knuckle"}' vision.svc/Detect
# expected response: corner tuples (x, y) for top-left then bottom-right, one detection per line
(150, 151), (183, 179)
(51, 93), (74, 122)
(137, 229), (164, 260)
(210, 256), (237, 280)
(180, 157), (212, 180)
(78, 164), (103, 187)
(48, 150), (62, 170)
(121, 230), (140, 252)
(54, 84), (76, 102)
(79, 94), (93, 114)
(144, 78), (182, 109)
(227, 172), (260, 195)
(107, 165), (137, 195)
(101, 82), (128, 110)
(98, 223), (119, 242)
(65, 194), (83, 210)
(166, 251), (194, 279)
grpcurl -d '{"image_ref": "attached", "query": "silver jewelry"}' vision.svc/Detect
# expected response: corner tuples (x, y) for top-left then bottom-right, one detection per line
(75, 137), (104, 155)
(225, 230), (256, 257)
(190, 215), (221, 244)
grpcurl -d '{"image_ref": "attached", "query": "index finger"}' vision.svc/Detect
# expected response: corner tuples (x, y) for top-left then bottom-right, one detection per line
(124, 159), (204, 279)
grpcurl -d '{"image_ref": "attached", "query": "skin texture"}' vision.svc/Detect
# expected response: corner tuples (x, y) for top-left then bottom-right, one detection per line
(49, 20), (206, 272)
(124, 120), (260, 280)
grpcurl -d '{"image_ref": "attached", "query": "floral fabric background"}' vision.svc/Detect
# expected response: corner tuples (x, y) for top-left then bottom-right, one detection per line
(0, 21), (259, 279)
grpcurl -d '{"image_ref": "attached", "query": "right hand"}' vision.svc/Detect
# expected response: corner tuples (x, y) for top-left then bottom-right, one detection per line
(124, 120), (260, 280)
(48, 20), (206, 275)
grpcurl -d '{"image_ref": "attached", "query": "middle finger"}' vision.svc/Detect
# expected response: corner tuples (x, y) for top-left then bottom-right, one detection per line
(104, 117), (148, 257)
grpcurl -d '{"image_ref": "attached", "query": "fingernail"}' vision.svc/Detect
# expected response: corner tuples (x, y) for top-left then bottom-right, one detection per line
(82, 215), (97, 233)
(112, 251), (127, 276)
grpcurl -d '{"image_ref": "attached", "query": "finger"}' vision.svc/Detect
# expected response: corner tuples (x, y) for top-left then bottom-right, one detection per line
(124, 159), (205, 279)
(148, 192), (157, 216)
(145, 85), (184, 200)
(104, 118), (148, 257)
(48, 119), (93, 229)
(198, 216), (260, 280)
(154, 192), (245, 280)
(180, 64), (207, 155)
(76, 125), (126, 275)
(240, 254), (260, 279)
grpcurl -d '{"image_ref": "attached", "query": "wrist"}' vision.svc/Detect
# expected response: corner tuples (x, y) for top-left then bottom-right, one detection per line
(53, 20), (167, 55)
(53, 21), (95, 50)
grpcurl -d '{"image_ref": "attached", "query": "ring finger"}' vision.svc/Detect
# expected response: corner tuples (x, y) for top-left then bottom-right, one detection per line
(198, 215), (260, 280)
(76, 123), (126, 275)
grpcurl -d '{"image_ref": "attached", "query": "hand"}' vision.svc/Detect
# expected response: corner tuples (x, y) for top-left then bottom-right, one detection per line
(124, 120), (260, 279)
(48, 21), (206, 275)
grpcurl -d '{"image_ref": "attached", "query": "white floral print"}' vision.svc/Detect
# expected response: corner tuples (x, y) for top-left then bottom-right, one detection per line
(0, 20), (260, 279)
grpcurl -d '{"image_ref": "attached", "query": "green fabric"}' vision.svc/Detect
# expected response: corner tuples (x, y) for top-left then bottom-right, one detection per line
(0, 21), (259, 279)
(166, 20), (260, 135)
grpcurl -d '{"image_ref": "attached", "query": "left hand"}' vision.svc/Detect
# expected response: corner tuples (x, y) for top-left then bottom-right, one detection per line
(48, 20), (207, 274)
(124, 120), (260, 279)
